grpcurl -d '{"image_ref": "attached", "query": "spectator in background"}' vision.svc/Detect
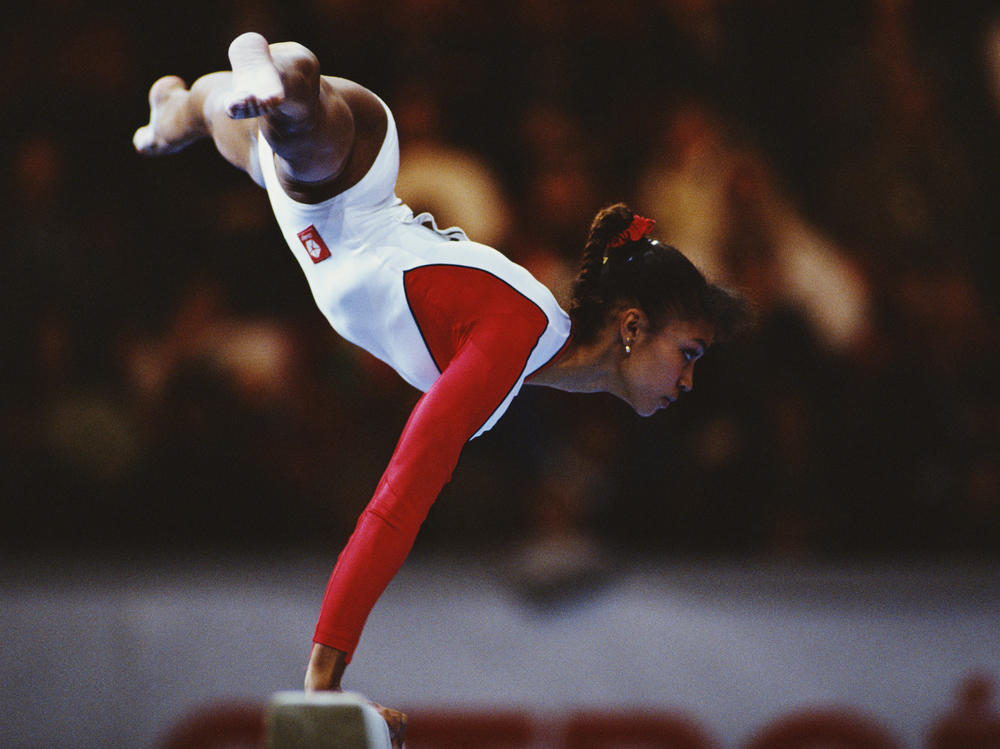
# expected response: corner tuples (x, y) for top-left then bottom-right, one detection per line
(508, 103), (602, 306)
(638, 98), (871, 354)
(393, 80), (512, 248)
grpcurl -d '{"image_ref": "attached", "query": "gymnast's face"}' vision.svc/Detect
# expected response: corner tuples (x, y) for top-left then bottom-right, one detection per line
(618, 313), (714, 417)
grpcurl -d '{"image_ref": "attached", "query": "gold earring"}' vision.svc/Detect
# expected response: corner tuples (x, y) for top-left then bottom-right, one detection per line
(625, 340), (632, 355)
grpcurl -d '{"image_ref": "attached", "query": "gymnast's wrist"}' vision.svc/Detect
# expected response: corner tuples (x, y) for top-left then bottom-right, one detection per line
(305, 642), (347, 691)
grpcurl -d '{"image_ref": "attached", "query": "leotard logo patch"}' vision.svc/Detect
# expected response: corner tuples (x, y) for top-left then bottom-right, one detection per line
(297, 225), (331, 263)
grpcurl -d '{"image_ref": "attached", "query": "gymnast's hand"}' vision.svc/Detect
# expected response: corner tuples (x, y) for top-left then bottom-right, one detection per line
(304, 644), (407, 746)
(369, 700), (408, 749)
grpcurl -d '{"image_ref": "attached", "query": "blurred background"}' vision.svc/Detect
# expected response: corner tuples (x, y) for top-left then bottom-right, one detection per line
(1, 0), (998, 747)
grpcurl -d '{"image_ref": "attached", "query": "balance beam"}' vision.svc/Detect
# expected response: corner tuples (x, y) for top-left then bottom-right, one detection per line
(266, 691), (392, 749)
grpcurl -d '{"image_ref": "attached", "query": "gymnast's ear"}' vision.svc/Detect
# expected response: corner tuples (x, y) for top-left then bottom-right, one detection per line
(616, 306), (649, 346)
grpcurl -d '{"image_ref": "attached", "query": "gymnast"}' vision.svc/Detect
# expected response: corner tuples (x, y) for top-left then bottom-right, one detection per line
(135, 31), (748, 745)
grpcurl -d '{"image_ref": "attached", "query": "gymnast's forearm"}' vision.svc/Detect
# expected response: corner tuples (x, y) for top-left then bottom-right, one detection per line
(312, 478), (430, 659)
(305, 488), (427, 690)
(311, 383), (470, 663)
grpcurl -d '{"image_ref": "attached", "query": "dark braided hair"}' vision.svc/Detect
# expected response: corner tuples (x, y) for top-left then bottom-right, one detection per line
(569, 203), (750, 344)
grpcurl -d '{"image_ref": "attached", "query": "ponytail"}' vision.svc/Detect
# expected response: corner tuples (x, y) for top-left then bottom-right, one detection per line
(570, 203), (639, 342)
(569, 203), (750, 343)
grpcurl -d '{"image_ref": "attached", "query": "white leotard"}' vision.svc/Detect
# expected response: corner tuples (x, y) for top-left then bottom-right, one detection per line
(256, 97), (570, 436)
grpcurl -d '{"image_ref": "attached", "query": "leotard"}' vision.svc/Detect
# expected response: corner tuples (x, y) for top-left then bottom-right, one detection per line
(257, 96), (571, 658)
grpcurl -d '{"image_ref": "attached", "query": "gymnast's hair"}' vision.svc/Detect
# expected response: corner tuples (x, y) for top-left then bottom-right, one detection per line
(569, 203), (750, 344)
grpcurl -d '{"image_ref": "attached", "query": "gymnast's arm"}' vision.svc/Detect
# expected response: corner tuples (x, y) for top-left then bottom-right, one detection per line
(304, 311), (548, 690)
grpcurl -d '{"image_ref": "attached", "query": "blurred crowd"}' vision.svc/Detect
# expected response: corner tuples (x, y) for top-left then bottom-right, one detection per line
(1, 0), (998, 563)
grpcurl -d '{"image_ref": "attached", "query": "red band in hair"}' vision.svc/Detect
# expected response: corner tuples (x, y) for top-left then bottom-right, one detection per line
(608, 214), (656, 248)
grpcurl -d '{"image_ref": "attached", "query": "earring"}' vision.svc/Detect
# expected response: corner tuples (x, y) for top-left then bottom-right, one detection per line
(624, 340), (632, 355)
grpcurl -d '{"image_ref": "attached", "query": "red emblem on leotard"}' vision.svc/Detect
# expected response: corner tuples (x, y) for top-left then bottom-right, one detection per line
(297, 225), (331, 263)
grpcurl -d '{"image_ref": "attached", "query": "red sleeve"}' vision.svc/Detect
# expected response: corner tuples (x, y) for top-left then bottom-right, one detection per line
(312, 308), (547, 660)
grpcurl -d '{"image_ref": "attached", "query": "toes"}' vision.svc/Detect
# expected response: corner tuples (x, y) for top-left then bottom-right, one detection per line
(133, 125), (157, 153)
(226, 96), (254, 119)
(225, 93), (276, 120)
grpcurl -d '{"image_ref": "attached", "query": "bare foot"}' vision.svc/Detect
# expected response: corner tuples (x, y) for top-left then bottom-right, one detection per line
(224, 32), (285, 119)
(133, 75), (192, 155)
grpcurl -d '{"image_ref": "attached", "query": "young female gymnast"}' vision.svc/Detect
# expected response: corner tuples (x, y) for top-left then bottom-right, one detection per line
(135, 31), (747, 745)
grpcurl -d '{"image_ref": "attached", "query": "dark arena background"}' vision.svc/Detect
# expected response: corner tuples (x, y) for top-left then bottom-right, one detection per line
(2, 1), (999, 747)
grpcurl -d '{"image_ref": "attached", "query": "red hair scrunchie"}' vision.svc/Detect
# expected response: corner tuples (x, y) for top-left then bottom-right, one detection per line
(608, 214), (656, 248)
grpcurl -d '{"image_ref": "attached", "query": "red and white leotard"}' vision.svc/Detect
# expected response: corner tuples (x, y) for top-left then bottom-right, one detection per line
(257, 96), (571, 660)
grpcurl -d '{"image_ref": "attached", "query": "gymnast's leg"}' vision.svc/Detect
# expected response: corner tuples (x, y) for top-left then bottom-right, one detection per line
(133, 32), (358, 188)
